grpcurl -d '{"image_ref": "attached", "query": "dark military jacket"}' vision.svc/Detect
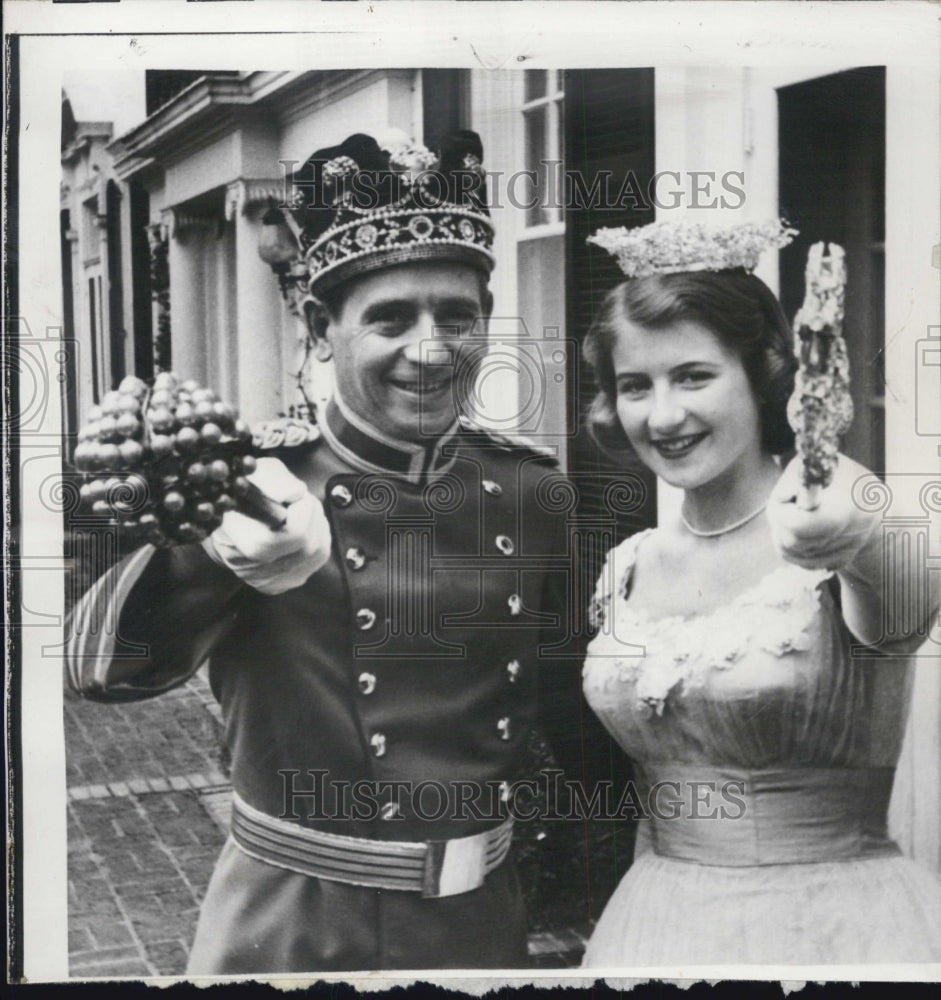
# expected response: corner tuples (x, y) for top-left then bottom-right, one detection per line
(67, 397), (589, 972)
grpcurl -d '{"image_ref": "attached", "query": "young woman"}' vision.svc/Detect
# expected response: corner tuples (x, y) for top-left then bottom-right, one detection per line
(579, 222), (941, 965)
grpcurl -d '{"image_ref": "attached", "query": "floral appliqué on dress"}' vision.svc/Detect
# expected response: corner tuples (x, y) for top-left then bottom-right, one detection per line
(584, 529), (834, 716)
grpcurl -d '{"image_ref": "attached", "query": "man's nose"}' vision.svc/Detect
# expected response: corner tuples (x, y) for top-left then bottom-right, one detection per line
(647, 385), (686, 433)
(401, 312), (461, 365)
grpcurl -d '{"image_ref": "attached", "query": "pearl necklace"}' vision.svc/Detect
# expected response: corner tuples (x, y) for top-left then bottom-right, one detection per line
(680, 500), (768, 538)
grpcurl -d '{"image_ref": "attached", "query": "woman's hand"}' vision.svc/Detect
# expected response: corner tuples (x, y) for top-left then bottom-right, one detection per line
(767, 453), (880, 572)
(202, 458), (333, 595)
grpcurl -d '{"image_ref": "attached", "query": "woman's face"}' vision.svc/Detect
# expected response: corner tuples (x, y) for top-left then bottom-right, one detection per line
(611, 315), (765, 493)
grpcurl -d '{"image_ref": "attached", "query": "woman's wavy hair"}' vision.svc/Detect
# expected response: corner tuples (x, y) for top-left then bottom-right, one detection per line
(583, 268), (798, 456)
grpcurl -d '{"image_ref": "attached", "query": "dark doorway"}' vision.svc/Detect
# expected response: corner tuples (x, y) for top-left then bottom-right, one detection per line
(422, 70), (471, 147)
(129, 183), (154, 382)
(106, 180), (126, 388)
(60, 208), (78, 437)
(778, 67), (886, 474)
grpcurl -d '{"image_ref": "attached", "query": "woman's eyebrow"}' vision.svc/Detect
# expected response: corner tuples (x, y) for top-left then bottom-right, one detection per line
(669, 360), (719, 372)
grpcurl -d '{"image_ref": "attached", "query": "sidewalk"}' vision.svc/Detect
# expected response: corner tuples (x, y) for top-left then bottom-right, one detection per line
(65, 672), (230, 977)
(65, 672), (588, 976)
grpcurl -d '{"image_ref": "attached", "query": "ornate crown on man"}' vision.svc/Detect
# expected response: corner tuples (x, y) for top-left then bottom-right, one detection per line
(258, 129), (495, 300)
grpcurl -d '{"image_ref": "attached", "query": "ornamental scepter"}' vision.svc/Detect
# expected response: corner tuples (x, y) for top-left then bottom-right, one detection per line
(71, 372), (298, 545)
(787, 242), (854, 511)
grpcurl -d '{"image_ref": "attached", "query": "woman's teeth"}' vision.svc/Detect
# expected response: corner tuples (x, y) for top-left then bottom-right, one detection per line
(652, 433), (705, 456)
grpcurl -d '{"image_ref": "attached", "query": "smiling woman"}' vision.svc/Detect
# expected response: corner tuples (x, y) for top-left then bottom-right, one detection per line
(577, 220), (941, 966)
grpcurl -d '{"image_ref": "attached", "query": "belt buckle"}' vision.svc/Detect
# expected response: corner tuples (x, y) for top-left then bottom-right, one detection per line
(421, 831), (487, 898)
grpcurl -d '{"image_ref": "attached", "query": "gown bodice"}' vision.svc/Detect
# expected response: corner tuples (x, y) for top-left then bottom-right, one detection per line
(583, 529), (913, 773)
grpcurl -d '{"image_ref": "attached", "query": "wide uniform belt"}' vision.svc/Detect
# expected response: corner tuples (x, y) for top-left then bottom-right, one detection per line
(231, 790), (515, 898)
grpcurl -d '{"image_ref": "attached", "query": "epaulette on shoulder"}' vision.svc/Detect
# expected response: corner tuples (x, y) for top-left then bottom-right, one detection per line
(458, 416), (559, 466)
(252, 418), (322, 453)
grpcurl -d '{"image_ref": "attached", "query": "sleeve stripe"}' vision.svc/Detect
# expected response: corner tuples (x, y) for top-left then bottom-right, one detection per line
(67, 545), (156, 692)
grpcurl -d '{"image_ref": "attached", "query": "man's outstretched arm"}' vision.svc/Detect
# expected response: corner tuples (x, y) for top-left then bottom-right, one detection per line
(66, 457), (332, 701)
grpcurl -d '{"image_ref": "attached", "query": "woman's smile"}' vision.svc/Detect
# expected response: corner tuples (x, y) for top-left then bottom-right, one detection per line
(649, 431), (709, 459)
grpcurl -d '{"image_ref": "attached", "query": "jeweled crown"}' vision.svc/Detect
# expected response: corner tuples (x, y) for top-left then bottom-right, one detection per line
(287, 131), (495, 297)
(588, 219), (798, 279)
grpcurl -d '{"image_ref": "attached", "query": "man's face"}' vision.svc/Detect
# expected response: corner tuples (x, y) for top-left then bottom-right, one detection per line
(318, 262), (491, 444)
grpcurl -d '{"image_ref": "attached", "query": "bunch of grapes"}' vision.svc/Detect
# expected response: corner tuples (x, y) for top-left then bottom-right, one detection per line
(73, 372), (257, 545)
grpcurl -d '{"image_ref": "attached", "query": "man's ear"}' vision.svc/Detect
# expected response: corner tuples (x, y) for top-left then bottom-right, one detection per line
(304, 297), (334, 362)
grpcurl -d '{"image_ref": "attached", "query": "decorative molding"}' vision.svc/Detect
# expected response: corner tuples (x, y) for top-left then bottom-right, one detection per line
(108, 72), (245, 159)
(168, 207), (223, 241)
(276, 70), (383, 129)
(146, 220), (169, 248)
(225, 179), (288, 221)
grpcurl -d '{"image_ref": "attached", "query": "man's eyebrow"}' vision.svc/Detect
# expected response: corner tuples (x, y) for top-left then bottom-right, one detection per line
(360, 296), (482, 321)
(360, 298), (416, 321)
(434, 296), (482, 310)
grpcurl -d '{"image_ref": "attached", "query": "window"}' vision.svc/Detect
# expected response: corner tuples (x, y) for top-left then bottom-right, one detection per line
(521, 70), (564, 230)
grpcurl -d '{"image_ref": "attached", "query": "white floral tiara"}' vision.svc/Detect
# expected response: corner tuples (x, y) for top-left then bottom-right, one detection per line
(587, 219), (798, 278)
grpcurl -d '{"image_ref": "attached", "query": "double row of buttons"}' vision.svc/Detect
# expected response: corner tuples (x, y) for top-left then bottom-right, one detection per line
(331, 476), (524, 769)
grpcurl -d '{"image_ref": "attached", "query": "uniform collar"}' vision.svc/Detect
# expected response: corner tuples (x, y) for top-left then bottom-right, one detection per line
(320, 393), (459, 484)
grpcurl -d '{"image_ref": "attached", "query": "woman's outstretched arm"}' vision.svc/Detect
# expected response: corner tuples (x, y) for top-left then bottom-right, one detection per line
(767, 453), (939, 651)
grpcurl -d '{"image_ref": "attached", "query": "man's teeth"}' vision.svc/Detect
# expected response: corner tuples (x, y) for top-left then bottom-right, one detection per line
(394, 379), (448, 392)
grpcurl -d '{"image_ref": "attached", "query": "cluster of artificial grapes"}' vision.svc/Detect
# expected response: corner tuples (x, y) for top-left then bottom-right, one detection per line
(74, 372), (257, 545)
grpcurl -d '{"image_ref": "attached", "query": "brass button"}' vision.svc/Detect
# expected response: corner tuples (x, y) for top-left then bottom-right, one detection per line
(346, 546), (367, 571)
(497, 717), (512, 741)
(356, 608), (377, 630)
(370, 733), (387, 757)
(495, 534), (515, 556)
(358, 672), (377, 695)
(507, 594), (522, 616)
(379, 801), (400, 820)
(506, 659), (521, 683)
(330, 484), (353, 508)
(482, 479), (503, 497)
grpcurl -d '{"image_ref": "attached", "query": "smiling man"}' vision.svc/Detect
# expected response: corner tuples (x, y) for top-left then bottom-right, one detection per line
(67, 131), (590, 973)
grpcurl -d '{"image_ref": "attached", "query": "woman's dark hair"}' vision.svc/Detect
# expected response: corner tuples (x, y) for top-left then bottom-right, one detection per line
(582, 268), (798, 455)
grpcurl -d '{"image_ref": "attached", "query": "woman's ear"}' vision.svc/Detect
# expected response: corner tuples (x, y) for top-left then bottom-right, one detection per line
(304, 297), (334, 362)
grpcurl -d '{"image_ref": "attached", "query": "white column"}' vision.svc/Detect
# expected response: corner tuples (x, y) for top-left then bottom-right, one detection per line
(232, 197), (284, 424)
(167, 212), (209, 385)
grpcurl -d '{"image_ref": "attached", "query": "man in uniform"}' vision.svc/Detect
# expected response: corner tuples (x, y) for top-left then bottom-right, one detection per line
(67, 131), (592, 972)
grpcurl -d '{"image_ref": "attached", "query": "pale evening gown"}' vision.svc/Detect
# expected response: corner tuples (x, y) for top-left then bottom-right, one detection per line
(582, 528), (941, 966)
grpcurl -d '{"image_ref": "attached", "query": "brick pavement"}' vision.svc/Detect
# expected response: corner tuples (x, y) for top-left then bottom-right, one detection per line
(65, 672), (231, 977)
(65, 671), (587, 976)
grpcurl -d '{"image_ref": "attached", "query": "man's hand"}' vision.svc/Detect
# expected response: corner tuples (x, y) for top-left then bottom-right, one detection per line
(202, 458), (332, 594)
(767, 453), (880, 572)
